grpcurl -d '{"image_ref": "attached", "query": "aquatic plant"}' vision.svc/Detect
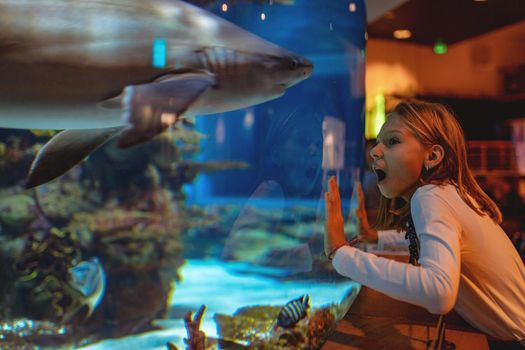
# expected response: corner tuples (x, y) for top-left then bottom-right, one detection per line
(13, 228), (93, 324)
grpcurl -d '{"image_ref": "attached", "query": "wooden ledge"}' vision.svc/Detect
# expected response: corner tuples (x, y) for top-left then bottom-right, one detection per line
(322, 254), (489, 349)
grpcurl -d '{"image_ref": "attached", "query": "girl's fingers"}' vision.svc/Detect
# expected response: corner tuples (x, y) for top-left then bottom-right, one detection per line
(325, 192), (331, 209)
(329, 176), (337, 192)
(357, 182), (365, 206)
(329, 177), (341, 202)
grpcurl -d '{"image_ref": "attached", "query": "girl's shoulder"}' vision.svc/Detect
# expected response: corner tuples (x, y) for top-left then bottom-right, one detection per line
(410, 184), (465, 222)
(411, 183), (459, 204)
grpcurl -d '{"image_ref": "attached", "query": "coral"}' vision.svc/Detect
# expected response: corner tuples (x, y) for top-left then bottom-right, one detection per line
(0, 194), (38, 235)
(166, 342), (180, 350)
(66, 206), (185, 337)
(29, 130), (58, 138)
(307, 309), (336, 350)
(0, 133), (39, 188)
(70, 208), (184, 270)
(33, 180), (100, 225)
(214, 305), (280, 343)
(215, 303), (341, 350)
(184, 305), (207, 350)
(0, 319), (70, 349)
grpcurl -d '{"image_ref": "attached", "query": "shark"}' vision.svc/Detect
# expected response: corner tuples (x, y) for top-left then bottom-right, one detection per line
(0, 0), (313, 188)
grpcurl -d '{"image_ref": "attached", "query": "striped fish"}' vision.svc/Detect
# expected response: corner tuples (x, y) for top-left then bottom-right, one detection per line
(276, 294), (310, 328)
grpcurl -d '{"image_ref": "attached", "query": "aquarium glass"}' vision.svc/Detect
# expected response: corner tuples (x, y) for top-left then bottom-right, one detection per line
(0, 0), (366, 349)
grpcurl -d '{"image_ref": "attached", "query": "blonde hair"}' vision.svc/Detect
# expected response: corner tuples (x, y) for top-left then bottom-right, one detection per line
(374, 99), (502, 231)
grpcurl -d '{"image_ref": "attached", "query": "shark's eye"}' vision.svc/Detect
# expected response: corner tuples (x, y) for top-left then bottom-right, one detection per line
(290, 58), (298, 69)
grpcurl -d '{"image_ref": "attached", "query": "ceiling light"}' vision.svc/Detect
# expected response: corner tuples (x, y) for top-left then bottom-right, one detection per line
(433, 40), (448, 54)
(393, 29), (411, 39)
(348, 2), (356, 12)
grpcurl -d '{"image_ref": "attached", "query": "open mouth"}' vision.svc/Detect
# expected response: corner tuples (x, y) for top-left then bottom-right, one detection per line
(374, 168), (386, 182)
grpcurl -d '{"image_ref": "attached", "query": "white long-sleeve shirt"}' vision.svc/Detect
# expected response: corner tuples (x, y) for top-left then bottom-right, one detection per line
(332, 184), (525, 341)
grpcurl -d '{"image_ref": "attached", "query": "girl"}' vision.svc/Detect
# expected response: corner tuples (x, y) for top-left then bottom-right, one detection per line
(324, 100), (525, 348)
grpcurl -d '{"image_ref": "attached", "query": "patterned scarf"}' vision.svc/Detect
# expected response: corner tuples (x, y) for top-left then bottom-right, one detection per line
(405, 215), (420, 265)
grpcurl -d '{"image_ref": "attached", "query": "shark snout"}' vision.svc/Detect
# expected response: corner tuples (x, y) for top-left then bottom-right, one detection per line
(298, 57), (313, 77)
(280, 55), (313, 88)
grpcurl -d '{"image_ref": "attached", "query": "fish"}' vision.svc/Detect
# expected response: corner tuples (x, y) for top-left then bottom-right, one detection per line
(67, 257), (106, 319)
(0, 0), (313, 188)
(276, 294), (310, 328)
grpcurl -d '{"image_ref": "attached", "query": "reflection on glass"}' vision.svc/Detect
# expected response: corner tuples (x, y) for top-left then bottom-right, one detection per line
(0, 0), (366, 349)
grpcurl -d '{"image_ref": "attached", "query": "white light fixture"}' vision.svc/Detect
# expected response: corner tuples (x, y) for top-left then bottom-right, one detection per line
(393, 29), (412, 39)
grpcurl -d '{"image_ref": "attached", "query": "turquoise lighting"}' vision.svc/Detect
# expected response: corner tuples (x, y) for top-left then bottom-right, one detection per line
(152, 38), (167, 68)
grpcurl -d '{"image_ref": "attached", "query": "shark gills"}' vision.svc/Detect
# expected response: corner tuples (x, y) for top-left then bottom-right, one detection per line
(0, 0), (313, 187)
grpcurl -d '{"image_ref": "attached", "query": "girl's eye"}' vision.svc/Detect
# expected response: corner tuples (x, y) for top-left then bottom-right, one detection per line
(388, 138), (400, 146)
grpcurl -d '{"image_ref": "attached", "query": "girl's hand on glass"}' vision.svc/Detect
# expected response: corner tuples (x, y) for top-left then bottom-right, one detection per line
(324, 176), (349, 259)
(354, 181), (378, 244)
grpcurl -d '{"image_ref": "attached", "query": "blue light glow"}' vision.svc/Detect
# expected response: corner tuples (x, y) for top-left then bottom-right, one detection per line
(152, 38), (167, 68)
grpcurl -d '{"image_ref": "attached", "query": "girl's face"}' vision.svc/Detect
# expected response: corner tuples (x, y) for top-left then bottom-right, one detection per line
(276, 124), (322, 196)
(370, 114), (429, 200)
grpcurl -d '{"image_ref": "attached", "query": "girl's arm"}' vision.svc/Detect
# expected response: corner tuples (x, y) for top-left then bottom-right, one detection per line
(376, 229), (409, 251)
(330, 186), (461, 315)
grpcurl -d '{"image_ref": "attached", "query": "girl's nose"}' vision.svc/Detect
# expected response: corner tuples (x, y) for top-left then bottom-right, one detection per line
(370, 143), (382, 160)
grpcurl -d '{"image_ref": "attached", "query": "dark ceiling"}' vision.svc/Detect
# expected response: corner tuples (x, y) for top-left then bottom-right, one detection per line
(367, 0), (525, 46)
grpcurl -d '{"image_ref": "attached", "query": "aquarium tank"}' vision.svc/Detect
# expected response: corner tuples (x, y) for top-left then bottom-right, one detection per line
(0, 0), (366, 349)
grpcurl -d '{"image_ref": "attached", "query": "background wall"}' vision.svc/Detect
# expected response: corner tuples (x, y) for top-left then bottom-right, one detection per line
(366, 20), (525, 101)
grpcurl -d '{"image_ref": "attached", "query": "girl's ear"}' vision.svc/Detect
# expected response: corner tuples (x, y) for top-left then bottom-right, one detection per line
(425, 144), (445, 170)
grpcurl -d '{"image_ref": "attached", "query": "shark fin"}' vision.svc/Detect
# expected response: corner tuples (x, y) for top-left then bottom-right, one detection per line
(117, 72), (215, 148)
(25, 127), (123, 188)
(181, 116), (196, 127)
(98, 95), (122, 109)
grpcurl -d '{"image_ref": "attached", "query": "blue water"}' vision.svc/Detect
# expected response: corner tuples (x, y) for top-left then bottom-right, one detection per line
(0, 0), (366, 348)
(79, 259), (360, 350)
(192, 0), (367, 201)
